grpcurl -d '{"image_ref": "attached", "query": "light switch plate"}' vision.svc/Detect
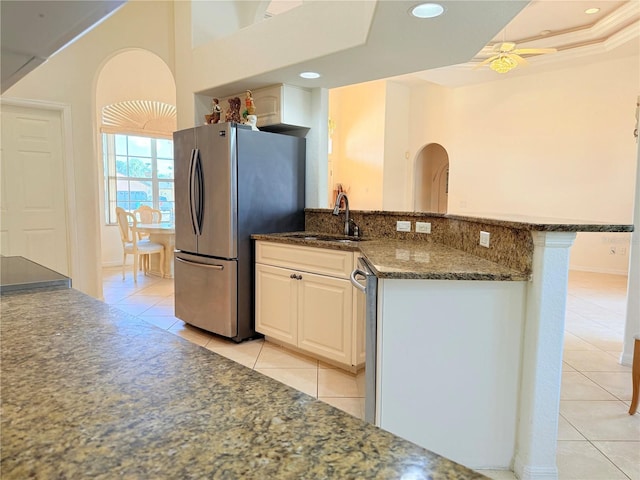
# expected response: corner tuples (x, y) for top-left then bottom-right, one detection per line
(480, 231), (490, 248)
(396, 221), (411, 232)
(416, 222), (431, 233)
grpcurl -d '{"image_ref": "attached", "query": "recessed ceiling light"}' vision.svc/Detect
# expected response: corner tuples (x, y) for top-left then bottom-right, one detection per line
(540, 29), (552, 36)
(299, 71), (320, 79)
(410, 3), (445, 19)
(585, 7), (600, 14)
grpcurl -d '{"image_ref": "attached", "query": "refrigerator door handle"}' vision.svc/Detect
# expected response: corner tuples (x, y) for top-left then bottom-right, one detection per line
(194, 149), (204, 235)
(188, 149), (199, 235)
(176, 257), (224, 270)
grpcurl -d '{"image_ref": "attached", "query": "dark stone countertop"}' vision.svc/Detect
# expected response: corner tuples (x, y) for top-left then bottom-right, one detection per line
(0, 288), (487, 479)
(0, 256), (71, 293)
(252, 233), (528, 281)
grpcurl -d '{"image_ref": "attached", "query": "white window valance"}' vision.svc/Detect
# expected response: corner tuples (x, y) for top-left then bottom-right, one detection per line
(101, 100), (176, 139)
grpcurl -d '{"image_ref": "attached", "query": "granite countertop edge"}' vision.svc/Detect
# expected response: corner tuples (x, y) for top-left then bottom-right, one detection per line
(252, 233), (529, 281)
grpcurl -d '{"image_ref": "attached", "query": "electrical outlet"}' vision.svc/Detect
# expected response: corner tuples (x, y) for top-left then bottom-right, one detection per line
(396, 221), (411, 232)
(479, 231), (490, 248)
(619, 247), (627, 255)
(416, 221), (431, 234)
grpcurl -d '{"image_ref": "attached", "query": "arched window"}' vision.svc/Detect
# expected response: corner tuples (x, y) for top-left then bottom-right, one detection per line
(101, 100), (176, 224)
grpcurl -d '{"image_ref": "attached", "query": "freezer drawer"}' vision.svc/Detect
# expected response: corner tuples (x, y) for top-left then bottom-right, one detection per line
(174, 252), (237, 338)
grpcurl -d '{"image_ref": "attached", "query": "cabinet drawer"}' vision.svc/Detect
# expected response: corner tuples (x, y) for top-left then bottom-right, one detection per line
(256, 241), (354, 278)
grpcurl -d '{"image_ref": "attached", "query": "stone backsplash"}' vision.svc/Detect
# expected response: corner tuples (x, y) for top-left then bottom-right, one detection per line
(305, 209), (534, 274)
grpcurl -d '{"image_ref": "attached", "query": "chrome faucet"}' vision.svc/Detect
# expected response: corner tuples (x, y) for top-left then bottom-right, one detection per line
(333, 192), (353, 236)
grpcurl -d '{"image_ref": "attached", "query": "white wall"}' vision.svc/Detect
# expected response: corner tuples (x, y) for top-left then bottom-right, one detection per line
(445, 57), (637, 223)
(3, 1), (176, 298)
(570, 232), (633, 275)
(329, 81), (386, 210)
(329, 55), (637, 272)
(382, 81), (411, 211)
(441, 56), (638, 272)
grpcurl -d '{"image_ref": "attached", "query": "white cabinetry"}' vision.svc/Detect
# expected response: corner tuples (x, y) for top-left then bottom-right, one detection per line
(251, 84), (311, 128)
(215, 84), (311, 129)
(255, 241), (363, 369)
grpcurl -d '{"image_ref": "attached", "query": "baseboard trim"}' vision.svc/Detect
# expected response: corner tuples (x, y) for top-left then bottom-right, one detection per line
(569, 266), (629, 276)
(103, 261), (130, 267)
(514, 455), (558, 480)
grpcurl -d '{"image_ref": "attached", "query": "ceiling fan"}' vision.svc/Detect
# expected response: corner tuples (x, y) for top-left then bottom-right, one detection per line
(475, 41), (557, 73)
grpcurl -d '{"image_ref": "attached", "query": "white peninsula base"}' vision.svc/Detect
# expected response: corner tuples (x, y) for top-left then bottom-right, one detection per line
(376, 278), (526, 469)
(373, 231), (578, 480)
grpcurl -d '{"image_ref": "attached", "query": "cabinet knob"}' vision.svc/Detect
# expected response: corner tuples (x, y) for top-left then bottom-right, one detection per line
(296, 274), (303, 280)
(290, 273), (297, 279)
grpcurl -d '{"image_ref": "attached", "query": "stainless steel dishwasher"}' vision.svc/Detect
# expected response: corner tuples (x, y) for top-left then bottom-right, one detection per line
(350, 256), (378, 424)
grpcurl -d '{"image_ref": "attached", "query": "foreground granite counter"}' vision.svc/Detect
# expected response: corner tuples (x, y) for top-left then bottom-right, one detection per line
(0, 288), (486, 479)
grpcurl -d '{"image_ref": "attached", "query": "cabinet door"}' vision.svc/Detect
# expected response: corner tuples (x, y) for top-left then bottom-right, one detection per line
(298, 272), (353, 365)
(255, 264), (297, 345)
(252, 85), (281, 127)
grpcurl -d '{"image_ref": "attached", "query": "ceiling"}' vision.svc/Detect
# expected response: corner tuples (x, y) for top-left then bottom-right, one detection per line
(194, 0), (640, 97)
(0, 0), (125, 92)
(399, 0), (640, 88)
(1, 0), (638, 95)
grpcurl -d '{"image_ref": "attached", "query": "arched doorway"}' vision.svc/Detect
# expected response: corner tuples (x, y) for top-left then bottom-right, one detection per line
(413, 143), (449, 213)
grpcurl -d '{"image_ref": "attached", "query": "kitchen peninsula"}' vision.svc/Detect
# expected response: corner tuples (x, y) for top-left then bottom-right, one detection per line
(254, 209), (634, 480)
(0, 285), (486, 479)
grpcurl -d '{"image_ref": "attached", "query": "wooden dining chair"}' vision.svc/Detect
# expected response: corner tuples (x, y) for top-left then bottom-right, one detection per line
(115, 207), (164, 283)
(133, 206), (162, 238)
(133, 205), (163, 271)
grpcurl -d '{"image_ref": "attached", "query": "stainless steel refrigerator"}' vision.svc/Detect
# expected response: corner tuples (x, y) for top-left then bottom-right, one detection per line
(173, 123), (305, 342)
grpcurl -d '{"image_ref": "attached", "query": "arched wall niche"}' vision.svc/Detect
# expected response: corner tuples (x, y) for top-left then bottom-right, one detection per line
(413, 143), (449, 214)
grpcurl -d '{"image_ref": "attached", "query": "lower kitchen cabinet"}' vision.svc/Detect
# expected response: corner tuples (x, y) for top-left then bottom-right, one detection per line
(254, 264), (297, 345)
(255, 241), (363, 369)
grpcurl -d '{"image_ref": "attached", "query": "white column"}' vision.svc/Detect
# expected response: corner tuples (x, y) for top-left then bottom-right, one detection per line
(307, 87), (329, 208)
(514, 231), (576, 480)
(621, 123), (640, 366)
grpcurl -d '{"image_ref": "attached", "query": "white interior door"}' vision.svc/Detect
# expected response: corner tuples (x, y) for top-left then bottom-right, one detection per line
(0, 104), (69, 275)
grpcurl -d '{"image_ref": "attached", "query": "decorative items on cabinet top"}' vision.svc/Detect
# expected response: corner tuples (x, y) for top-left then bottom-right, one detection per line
(205, 92), (258, 131)
(203, 84), (311, 135)
(204, 98), (221, 124)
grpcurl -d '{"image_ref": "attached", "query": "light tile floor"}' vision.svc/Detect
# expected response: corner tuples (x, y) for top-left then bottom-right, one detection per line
(102, 267), (639, 480)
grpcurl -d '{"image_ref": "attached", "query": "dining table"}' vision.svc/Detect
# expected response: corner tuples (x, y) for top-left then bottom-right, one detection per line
(133, 223), (175, 278)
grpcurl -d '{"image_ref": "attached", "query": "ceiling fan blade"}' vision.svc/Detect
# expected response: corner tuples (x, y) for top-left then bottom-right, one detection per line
(511, 48), (557, 55)
(510, 54), (529, 66)
(473, 55), (500, 69)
